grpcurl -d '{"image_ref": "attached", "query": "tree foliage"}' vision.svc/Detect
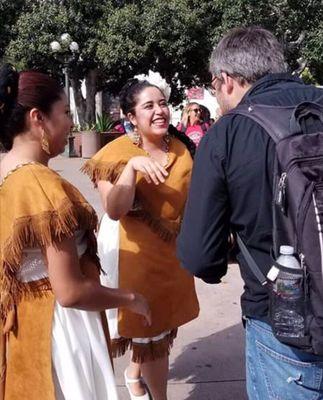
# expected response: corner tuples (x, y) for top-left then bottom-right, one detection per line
(1, 0), (322, 124)
(5, 2), (69, 73)
(96, 0), (213, 103)
(0, 0), (25, 59)
(202, 0), (323, 83)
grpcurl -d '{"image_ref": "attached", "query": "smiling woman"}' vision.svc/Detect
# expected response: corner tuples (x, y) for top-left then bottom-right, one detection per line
(0, 65), (151, 400)
(82, 78), (199, 400)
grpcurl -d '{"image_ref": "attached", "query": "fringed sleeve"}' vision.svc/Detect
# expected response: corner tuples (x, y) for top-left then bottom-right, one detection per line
(81, 160), (126, 186)
(0, 163), (98, 324)
(81, 135), (137, 186)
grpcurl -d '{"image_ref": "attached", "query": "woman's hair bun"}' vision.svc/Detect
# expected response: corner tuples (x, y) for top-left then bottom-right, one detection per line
(0, 64), (19, 118)
(119, 78), (152, 115)
(119, 78), (139, 101)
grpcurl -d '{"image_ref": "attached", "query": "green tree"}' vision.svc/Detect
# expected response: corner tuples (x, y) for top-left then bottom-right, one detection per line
(201, 0), (323, 84)
(96, 0), (213, 103)
(5, 0), (107, 125)
(3, 0), (322, 128)
(0, 0), (25, 60)
(5, 3), (69, 72)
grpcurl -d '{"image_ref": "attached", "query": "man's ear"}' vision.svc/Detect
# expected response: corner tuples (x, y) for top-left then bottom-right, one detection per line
(221, 72), (234, 95)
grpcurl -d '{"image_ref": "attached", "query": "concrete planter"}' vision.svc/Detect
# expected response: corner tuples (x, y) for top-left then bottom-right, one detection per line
(73, 132), (82, 157)
(81, 130), (100, 158)
(100, 130), (123, 148)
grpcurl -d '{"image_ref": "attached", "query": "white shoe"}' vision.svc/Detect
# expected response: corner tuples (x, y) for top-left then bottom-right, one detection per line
(124, 369), (150, 400)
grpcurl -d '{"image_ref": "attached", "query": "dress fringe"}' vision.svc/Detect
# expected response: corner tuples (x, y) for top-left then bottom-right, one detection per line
(0, 199), (97, 324)
(128, 208), (180, 242)
(81, 160), (126, 186)
(81, 160), (181, 242)
(111, 329), (178, 363)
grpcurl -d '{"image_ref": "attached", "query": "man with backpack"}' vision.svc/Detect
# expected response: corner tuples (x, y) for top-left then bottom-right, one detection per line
(177, 26), (323, 399)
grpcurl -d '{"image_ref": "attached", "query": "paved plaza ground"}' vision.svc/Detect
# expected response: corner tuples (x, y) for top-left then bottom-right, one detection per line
(27, 154), (247, 400)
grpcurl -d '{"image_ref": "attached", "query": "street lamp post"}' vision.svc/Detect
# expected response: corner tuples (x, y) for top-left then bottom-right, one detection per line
(50, 33), (79, 157)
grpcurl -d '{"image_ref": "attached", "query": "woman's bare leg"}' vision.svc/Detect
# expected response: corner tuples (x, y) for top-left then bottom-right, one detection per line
(141, 355), (169, 400)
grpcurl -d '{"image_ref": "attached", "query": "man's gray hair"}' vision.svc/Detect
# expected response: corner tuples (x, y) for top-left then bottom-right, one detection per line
(210, 26), (287, 84)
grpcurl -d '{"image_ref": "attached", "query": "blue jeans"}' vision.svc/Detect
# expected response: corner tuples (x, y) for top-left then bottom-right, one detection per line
(246, 318), (323, 400)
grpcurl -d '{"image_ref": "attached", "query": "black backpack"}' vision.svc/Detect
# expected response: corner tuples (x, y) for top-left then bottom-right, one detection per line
(229, 97), (323, 355)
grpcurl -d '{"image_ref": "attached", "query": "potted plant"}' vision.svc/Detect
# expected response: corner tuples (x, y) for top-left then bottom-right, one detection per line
(81, 123), (100, 158)
(95, 113), (121, 147)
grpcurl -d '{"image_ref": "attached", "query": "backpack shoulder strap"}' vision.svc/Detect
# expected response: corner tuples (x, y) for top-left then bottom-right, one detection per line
(290, 101), (323, 134)
(225, 103), (295, 143)
(226, 94), (323, 143)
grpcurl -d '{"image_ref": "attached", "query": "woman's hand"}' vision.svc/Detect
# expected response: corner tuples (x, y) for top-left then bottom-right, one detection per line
(127, 291), (152, 326)
(128, 156), (168, 185)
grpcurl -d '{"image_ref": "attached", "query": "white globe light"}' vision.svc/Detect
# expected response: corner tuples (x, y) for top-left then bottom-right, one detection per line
(50, 41), (61, 52)
(69, 41), (79, 52)
(60, 33), (72, 44)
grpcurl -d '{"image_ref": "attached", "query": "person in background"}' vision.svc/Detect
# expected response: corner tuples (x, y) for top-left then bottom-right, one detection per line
(82, 78), (199, 400)
(176, 102), (210, 146)
(112, 118), (135, 135)
(0, 64), (150, 400)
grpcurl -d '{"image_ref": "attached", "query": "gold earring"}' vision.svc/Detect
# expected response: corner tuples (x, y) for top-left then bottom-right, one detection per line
(41, 130), (51, 155)
(132, 126), (141, 146)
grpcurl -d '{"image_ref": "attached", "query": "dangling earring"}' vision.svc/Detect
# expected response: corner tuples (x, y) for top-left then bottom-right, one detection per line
(41, 129), (51, 155)
(131, 126), (141, 146)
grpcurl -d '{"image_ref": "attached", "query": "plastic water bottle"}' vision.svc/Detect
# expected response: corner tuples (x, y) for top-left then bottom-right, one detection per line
(271, 245), (305, 338)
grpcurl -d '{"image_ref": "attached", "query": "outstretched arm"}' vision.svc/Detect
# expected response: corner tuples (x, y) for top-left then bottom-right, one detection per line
(46, 237), (151, 325)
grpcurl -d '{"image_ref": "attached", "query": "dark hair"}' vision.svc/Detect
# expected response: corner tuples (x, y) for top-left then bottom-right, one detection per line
(199, 104), (211, 123)
(168, 124), (196, 159)
(0, 64), (64, 150)
(209, 26), (287, 84)
(119, 78), (196, 158)
(119, 78), (163, 115)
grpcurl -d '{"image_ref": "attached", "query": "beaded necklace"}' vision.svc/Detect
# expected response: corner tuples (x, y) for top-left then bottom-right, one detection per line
(0, 161), (37, 188)
(128, 132), (171, 167)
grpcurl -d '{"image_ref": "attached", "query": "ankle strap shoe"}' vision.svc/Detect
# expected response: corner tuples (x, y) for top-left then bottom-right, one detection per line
(124, 369), (150, 400)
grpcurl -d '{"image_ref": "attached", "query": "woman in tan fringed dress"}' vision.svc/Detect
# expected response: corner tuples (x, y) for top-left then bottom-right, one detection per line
(0, 65), (150, 400)
(82, 78), (199, 400)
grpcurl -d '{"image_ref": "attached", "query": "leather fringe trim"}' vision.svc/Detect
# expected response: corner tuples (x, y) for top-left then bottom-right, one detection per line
(81, 160), (181, 242)
(128, 208), (180, 242)
(111, 329), (178, 363)
(1, 200), (97, 324)
(81, 160), (126, 186)
(111, 337), (132, 358)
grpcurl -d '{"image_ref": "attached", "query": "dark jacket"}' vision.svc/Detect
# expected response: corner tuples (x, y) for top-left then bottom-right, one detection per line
(177, 73), (323, 319)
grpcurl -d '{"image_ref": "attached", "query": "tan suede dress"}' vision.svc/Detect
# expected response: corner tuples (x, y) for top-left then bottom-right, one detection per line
(0, 163), (114, 400)
(83, 135), (200, 362)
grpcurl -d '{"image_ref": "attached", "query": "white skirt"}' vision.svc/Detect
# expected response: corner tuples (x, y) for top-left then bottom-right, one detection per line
(52, 303), (118, 400)
(18, 246), (119, 400)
